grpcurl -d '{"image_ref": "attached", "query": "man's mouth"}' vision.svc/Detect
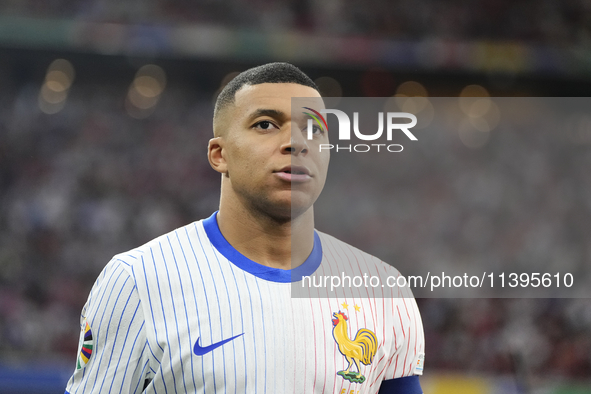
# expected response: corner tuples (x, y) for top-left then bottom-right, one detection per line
(275, 166), (311, 182)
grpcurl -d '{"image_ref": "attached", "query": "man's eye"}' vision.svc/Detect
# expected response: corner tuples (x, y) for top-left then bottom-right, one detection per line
(254, 121), (276, 130)
(312, 125), (324, 135)
(304, 124), (324, 136)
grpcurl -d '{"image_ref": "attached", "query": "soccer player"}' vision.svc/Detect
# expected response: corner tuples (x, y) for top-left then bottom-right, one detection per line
(65, 63), (425, 394)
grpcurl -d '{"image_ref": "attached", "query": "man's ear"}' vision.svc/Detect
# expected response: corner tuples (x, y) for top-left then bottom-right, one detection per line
(208, 137), (228, 174)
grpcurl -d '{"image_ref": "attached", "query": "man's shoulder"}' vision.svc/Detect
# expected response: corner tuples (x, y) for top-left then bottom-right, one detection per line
(111, 219), (206, 270)
(315, 230), (402, 277)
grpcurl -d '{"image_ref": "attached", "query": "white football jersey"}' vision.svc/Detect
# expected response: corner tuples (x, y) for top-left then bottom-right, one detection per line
(65, 212), (424, 394)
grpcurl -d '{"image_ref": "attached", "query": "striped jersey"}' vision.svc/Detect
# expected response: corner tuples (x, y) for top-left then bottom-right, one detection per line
(65, 211), (424, 394)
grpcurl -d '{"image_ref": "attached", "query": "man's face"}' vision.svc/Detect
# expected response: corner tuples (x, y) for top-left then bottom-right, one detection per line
(214, 82), (330, 220)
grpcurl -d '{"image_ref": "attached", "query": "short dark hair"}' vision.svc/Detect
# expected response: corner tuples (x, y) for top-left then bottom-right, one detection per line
(213, 62), (319, 121)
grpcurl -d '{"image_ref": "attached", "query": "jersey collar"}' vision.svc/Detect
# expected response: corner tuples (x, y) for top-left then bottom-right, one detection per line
(203, 211), (322, 283)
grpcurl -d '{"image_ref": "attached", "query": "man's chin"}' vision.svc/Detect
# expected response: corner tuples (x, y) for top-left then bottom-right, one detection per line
(290, 199), (316, 221)
(257, 200), (312, 223)
(250, 189), (317, 223)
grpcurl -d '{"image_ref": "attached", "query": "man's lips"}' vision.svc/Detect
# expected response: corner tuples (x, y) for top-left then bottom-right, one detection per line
(274, 165), (312, 182)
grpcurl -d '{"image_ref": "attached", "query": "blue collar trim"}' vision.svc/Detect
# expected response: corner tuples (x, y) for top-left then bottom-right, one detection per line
(203, 211), (322, 283)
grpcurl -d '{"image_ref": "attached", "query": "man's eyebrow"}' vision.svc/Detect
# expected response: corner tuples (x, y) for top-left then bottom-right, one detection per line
(248, 109), (287, 121)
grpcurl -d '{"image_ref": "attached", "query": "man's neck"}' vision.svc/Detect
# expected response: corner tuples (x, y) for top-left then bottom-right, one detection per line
(216, 199), (315, 271)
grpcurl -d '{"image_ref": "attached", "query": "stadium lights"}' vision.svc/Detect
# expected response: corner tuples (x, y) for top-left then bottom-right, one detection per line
(458, 84), (500, 148)
(126, 64), (167, 119)
(38, 59), (75, 114)
(388, 81), (434, 129)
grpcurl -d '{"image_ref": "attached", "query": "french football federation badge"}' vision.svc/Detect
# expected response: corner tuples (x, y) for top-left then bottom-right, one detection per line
(332, 310), (378, 384)
(76, 321), (94, 370)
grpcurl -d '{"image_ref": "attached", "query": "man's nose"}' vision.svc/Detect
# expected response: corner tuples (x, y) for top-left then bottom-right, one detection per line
(282, 126), (309, 155)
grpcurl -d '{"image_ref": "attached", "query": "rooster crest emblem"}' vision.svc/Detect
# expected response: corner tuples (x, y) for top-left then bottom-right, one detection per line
(332, 311), (378, 383)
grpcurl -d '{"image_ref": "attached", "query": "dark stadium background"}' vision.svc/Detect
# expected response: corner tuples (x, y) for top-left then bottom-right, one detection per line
(1, 1), (591, 393)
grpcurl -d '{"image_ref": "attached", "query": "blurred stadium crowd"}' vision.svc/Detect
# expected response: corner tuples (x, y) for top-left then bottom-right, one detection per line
(0, 66), (590, 383)
(1, 0), (591, 45)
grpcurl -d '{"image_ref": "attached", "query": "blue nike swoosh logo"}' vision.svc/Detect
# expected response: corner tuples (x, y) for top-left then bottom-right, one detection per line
(193, 333), (244, 356)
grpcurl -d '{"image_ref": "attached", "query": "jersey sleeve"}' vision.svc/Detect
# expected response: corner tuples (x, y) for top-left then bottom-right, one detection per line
(382, 279), (425, 380)
(65, 259), (151, 394)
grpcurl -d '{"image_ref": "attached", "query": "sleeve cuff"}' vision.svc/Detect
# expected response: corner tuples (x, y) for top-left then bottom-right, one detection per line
(378, 375), (422, 394)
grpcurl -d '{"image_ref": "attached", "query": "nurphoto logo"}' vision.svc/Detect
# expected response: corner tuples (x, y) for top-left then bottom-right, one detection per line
(303, 107), (418, 153)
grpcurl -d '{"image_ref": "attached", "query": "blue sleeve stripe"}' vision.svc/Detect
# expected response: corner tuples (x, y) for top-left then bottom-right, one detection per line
(112, 305), (143, 393)
(141, 254), (165, 354)
(121, 326), (146, 393)
(152, 245), (175, 394)
(180, 228), (207, 389)
(159, 240), (189, 393)
(133, 359), (150, 393)
(189, 223), (216, 392)
(378, 376), (422, 394)
(207, 230), (239, 392)
(168, 234), (198, 393)
(92, 273), (132, 394)
(242, 269), (258, 391)
(200, 226), (229, 390)
(254, 279), (267, 392)
(195, 225), (219, 393)
(100, 282), (137, 394)
(81, 266), (127, 394)
(221, 225), (248, 391)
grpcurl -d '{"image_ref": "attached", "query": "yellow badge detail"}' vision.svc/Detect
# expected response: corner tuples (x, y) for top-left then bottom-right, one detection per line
(332, 310), (377, 384)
